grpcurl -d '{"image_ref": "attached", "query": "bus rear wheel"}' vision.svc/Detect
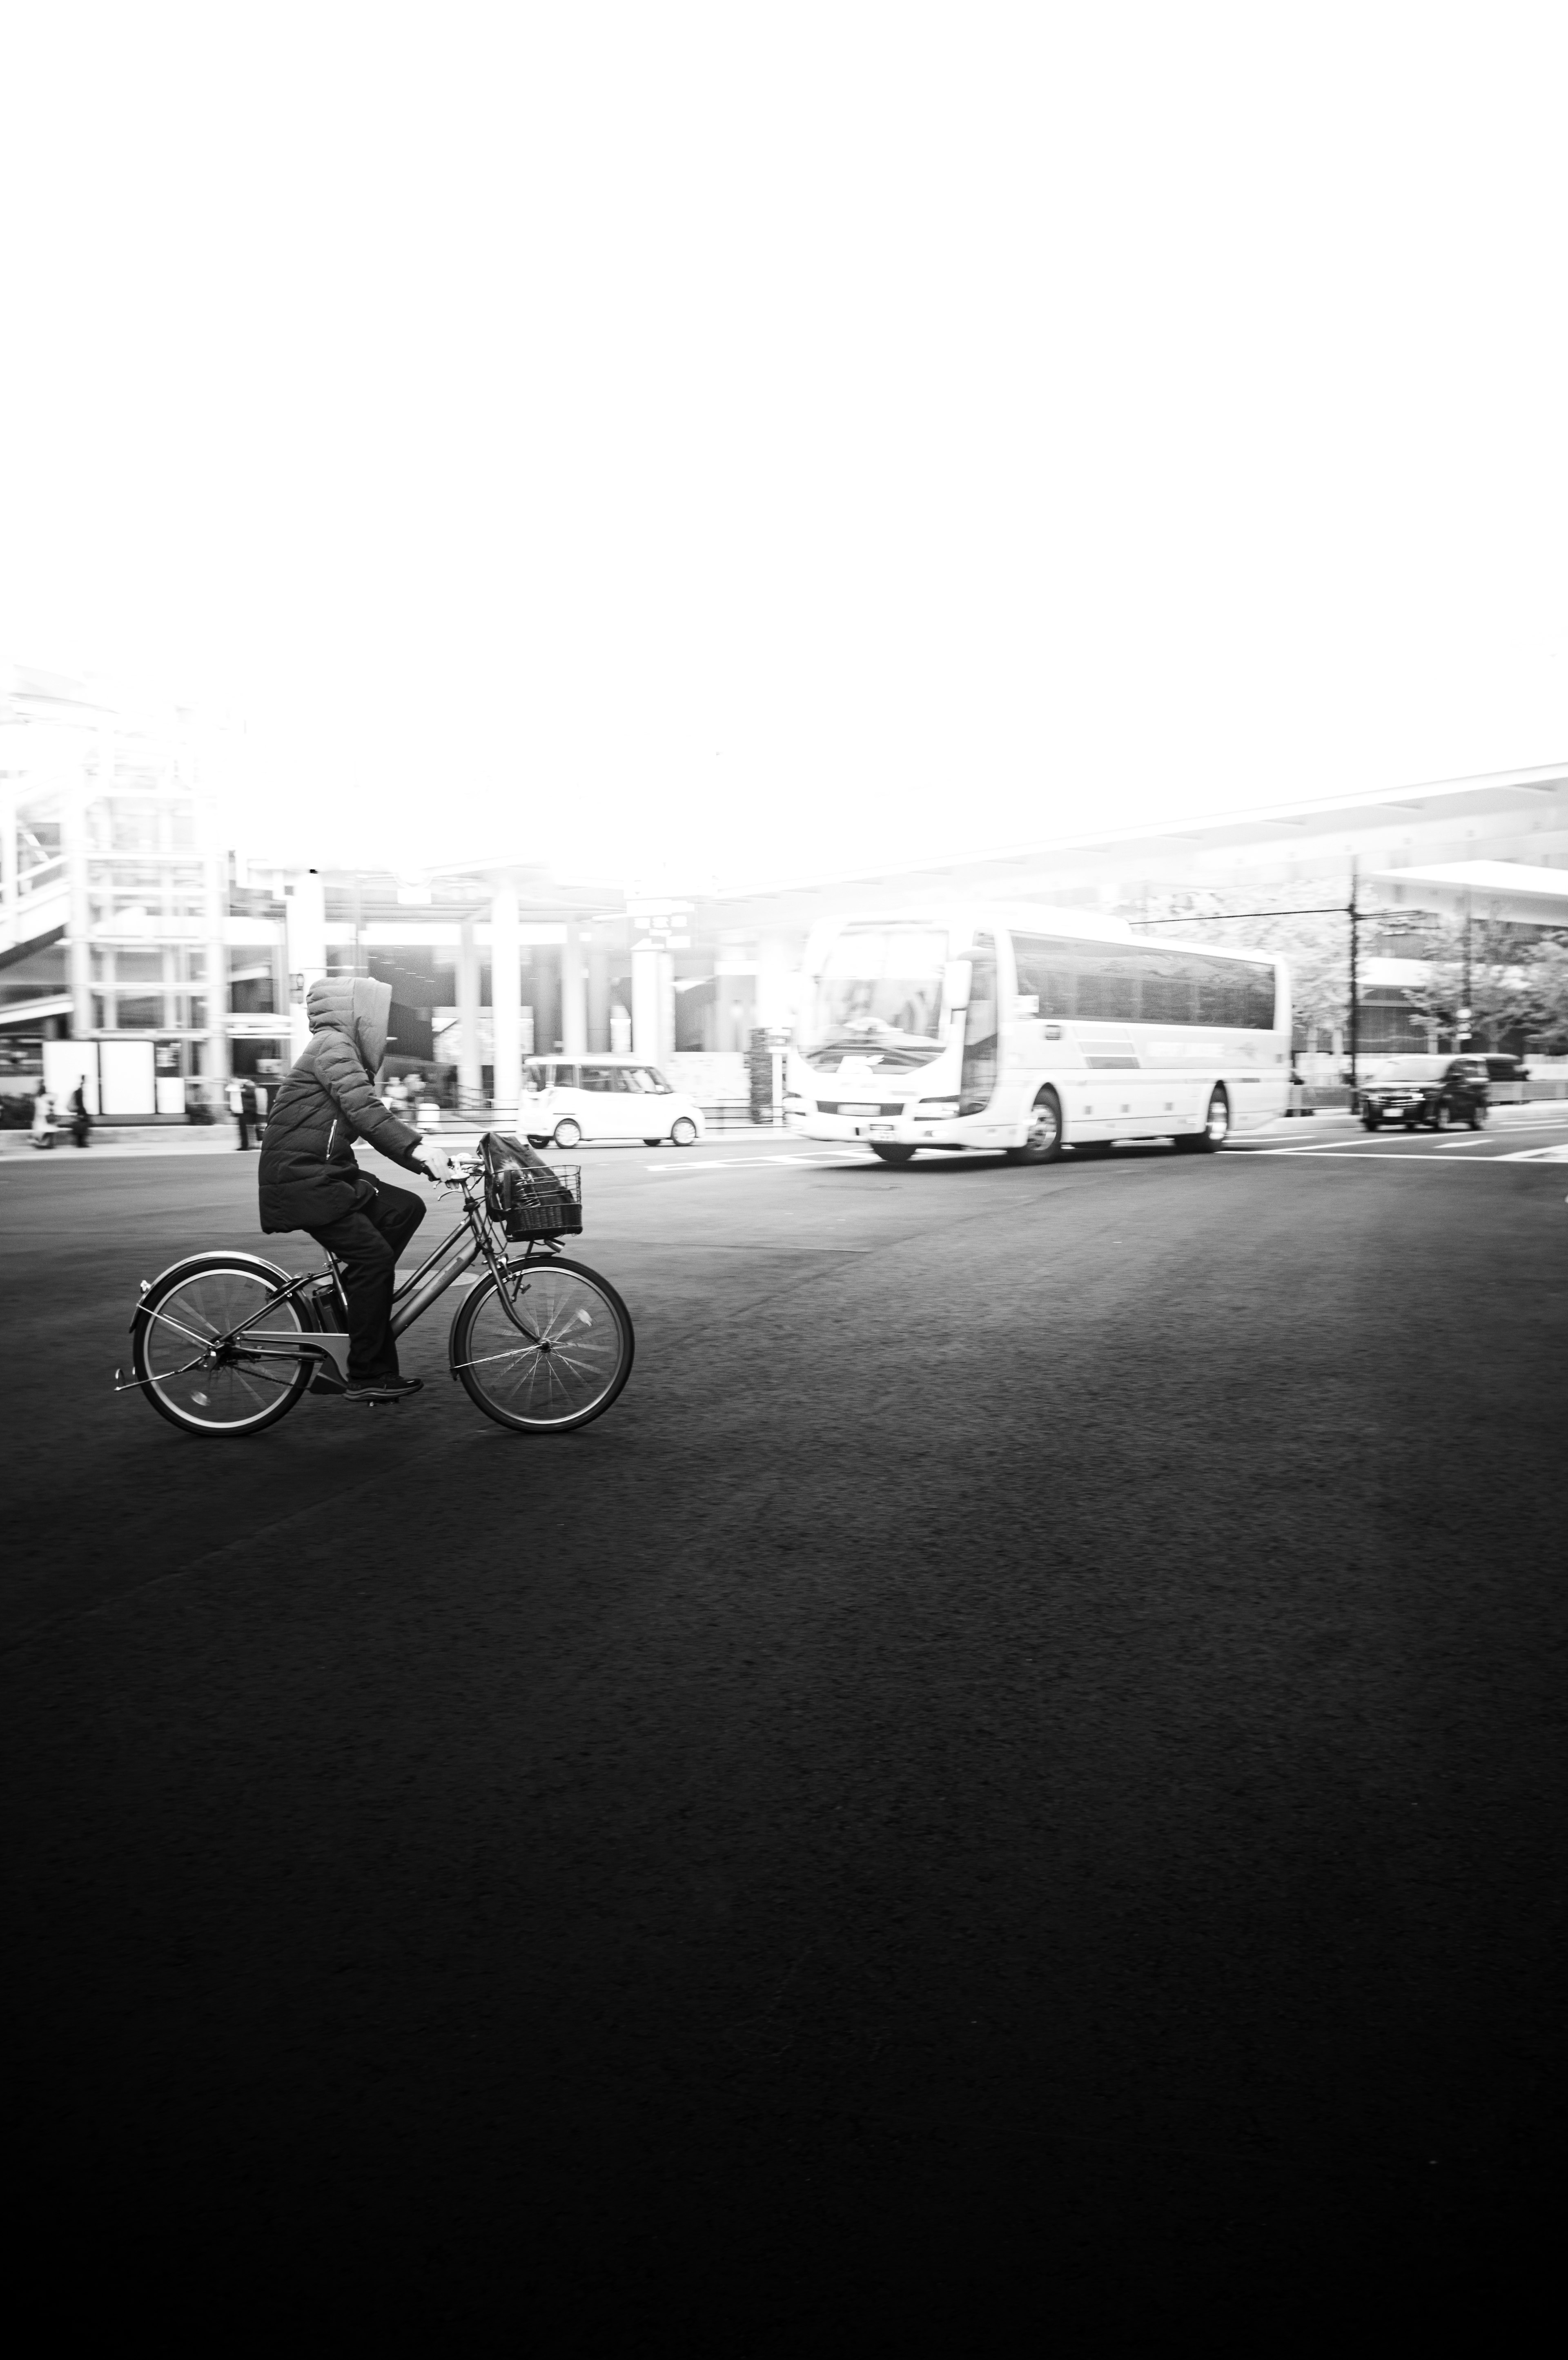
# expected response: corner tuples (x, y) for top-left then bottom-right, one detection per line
(1004, 1088), (1064, 1165)
(870, 1142), (916, 1164)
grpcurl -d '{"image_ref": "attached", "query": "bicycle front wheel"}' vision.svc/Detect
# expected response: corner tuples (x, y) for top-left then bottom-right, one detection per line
(131, 1254), (312, 1437)
(452, 1256), (633, 1433)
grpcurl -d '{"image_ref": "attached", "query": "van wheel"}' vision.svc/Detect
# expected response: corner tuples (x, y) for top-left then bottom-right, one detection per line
(1004, 1088), (1063, 1164)
(1363, 1107), (1382, 1131)
(871, 1143), (916, 1164)
(670, 1117), (699, 1147)
(552, 1118), (583, 1148)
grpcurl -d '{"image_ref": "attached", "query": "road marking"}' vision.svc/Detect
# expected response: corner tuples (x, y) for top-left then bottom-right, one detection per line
(643, 1151), (872, 1173)
(1249, 1146), (1542, 1164)
(1238, 1135), (1370, 1152)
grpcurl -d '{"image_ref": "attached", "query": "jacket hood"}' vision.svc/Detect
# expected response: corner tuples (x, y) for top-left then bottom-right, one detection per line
(306, 975), (393, 1074)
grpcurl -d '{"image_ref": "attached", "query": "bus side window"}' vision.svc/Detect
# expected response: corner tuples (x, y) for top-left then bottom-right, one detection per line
(1012, 936), (1078, 1019)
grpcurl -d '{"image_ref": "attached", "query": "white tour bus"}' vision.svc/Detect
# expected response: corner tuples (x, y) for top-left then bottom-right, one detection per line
(785, 908), (1290, 1162)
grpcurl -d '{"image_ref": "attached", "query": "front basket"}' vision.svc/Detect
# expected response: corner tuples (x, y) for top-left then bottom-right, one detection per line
(482, 1134), (584, 1239)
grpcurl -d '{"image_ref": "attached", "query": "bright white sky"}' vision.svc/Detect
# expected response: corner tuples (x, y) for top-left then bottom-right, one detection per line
(3, 1), (1565, 887)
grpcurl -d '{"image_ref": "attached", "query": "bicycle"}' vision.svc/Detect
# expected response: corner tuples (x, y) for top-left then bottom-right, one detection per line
(115, 1134), (634, 1439)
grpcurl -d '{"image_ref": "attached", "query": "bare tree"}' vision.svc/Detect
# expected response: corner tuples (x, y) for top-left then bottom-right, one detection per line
(1400, 909), (1539, 1049)
(1517, 935), (1568, 1052)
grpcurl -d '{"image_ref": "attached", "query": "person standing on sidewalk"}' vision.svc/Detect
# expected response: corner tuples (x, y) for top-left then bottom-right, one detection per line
(68, 1076), (93, 1149)
(257, 976), (449, 1403)
(227, 1075), (261, 1150)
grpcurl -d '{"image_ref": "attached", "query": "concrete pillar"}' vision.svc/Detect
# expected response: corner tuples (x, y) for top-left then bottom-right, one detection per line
(561, 915), (587, 1055)
(284, 869), (326, 1063)
(490, 880), (522, 1109)
(631, 941), (662, 1058)
(204, 850), (231, 1085)
(587, 946), (610, 1053)
(64, 738), (94, 1045)
(659, 951), (675, 1065)
(457, 918), (483, 1101)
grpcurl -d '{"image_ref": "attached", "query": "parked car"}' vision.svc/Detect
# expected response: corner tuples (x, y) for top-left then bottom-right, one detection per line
(1359, 1055), (1494, 1132)
(515, 1055), (706, 1149)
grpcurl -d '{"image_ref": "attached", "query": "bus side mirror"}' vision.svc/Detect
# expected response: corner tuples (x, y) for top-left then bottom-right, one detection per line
(944, 958), (972, 1013)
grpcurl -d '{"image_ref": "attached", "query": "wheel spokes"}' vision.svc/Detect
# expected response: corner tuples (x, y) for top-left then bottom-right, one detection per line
(466, 1272), (622, 1420)
(143, 1271), (307, 1427)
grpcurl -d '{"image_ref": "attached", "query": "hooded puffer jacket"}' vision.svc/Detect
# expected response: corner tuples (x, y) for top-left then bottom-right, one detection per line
(257, 976), (428, 1232)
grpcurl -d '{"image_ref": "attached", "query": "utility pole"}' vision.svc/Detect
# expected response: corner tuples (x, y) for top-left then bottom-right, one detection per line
(1347, 858), (1359, 1093)
(1459, 891), (1473, 1049)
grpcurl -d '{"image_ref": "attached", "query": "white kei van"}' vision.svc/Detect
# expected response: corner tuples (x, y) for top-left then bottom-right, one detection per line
(515, 1055), (707, 1149)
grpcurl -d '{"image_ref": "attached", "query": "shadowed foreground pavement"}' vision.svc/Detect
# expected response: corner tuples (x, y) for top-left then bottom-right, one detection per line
(5, 1134), (1566, 2339)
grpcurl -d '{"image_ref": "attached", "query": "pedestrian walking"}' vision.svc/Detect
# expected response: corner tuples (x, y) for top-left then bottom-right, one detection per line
(30, 1085), (57, 1149)
(228, 1076), (260, 1150)
(67, 1076), (93, 1149)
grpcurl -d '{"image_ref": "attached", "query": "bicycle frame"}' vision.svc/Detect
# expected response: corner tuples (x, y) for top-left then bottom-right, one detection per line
(121, 1168), (559, 1395)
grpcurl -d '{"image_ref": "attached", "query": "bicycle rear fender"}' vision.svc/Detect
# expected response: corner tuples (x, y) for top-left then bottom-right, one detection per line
(128, 1249), (301, 1330)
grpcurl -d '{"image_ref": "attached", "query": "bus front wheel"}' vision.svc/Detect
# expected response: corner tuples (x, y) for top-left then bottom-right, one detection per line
(1004, 1088), (1064, 1165)
(1178, 1086), (1230, 1153)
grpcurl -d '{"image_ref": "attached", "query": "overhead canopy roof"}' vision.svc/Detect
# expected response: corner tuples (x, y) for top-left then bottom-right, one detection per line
(697, 761), (1568, 931)
(1370, 860), (1568, 925)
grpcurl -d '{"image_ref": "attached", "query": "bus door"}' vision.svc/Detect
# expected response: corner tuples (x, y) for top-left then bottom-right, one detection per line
(960, 933), (999, 1113)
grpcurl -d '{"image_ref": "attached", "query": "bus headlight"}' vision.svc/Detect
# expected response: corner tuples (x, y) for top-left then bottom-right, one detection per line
(918, 1098), (960, 1115)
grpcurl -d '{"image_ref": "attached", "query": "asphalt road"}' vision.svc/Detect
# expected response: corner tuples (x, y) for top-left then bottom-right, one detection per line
(6, 1117), (1567, 2339)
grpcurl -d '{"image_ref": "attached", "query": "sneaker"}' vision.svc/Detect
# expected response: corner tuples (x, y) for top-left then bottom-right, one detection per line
(343, 1375), (424, 1402)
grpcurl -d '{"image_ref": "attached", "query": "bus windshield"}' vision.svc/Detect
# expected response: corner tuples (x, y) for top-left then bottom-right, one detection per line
(801, 925), (949, 1067)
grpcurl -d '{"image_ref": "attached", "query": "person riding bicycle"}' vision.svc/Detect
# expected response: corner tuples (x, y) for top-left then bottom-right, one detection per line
(258, 976), (450, 1402)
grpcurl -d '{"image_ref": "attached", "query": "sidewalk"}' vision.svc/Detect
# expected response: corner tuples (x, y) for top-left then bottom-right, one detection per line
(0, 1119), (795, 1163)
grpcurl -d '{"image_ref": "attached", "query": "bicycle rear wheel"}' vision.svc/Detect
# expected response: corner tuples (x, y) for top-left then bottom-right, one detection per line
(452, 1256), (633, 1433)
(131, 1254), (312, 1436)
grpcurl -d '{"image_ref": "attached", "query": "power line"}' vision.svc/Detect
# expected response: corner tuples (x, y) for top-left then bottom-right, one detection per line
(1129, 905), (1350, 923)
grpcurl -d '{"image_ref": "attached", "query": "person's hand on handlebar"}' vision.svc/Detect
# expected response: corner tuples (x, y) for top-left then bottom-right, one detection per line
(416, 1147), (454, 1184)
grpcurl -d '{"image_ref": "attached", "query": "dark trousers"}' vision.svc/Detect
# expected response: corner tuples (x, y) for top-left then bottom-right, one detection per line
(305, 1179), (426, 1382)
(235, 1117), (252, 1151)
